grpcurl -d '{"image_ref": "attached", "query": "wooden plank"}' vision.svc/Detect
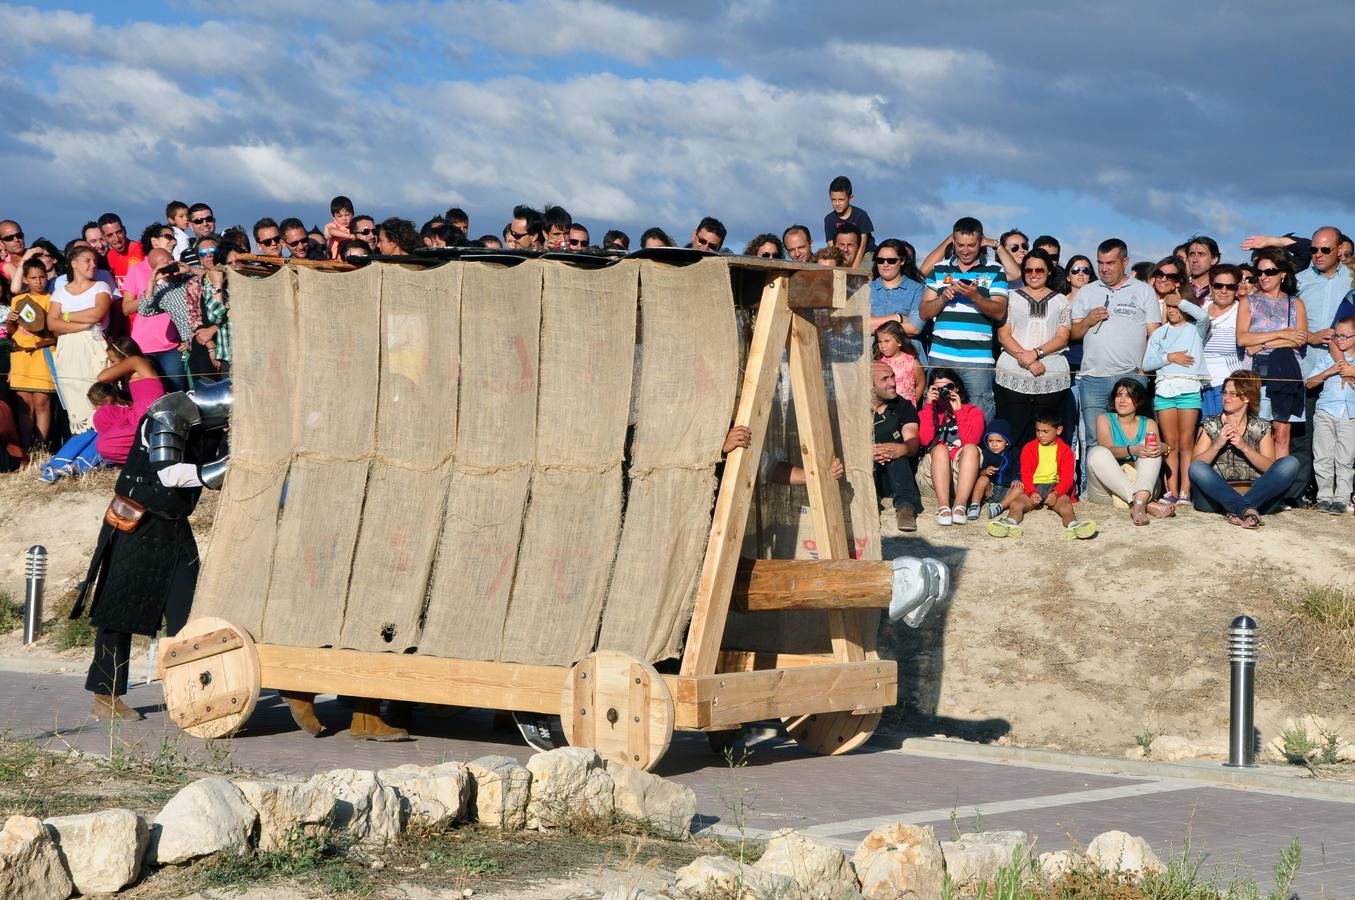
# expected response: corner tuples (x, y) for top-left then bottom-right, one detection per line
(679, 274), (794, 677)
(716, 650), (834, 672)
(732, 558), (893, 612)
(724, 255), (871, 277)
(786, 268), (843, 310)
(161, 629), (244, 668)
(671, 662), (895, 728)
(256, 644), (567, 714)
(787, 308), (867, 664)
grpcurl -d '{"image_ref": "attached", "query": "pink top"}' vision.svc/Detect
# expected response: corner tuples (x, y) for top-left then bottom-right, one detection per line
(125, 261), (178, 353)
(93, 378), (167, 465)
(880, 350), (919, 403)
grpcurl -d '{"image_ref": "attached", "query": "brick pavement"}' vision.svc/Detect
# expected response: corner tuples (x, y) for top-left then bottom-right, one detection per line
(2, 671), (1351, 898)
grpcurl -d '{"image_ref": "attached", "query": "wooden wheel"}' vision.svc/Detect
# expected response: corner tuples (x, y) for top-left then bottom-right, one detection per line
(560, 651), (674, 771)
(783, 710), (880, 756)
(159, 617), (260, 739)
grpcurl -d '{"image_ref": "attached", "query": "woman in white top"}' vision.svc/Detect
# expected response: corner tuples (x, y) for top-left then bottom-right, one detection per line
(1201, 263), (1249, 417)
(48, 245), (111, 433)
(993, 249), (1072, 449)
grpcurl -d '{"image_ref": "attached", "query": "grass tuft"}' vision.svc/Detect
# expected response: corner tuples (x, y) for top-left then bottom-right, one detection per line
(0, 591), (22, 634)
(50, 616), (95, 651)
(1288, 584), (1355, 678)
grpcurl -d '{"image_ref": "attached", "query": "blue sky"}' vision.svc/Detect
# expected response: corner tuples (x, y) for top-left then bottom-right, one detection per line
(2, 1), (1351, 264)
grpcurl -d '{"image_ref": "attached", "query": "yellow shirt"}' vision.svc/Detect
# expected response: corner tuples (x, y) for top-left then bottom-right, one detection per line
(1033, 442), (1059, 484)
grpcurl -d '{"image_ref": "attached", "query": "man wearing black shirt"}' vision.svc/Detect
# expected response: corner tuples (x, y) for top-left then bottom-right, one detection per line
(872, 361), (922, 531)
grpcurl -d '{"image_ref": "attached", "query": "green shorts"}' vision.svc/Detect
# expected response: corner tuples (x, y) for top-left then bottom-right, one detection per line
(1154, 391), (1202, 411)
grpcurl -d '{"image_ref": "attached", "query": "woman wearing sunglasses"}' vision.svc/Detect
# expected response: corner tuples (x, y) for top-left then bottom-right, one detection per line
(869, 238), (926, 345)
(1201, 264), (1249, 416)
(742, 234), (784, 260)
(1237, 249), (1307, 458)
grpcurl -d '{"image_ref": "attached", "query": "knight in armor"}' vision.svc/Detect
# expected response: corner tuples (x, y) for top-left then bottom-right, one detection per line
(71, 380), (232, 720)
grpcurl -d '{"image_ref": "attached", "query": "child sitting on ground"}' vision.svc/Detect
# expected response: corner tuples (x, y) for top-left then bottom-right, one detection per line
(873, 320), (924, 407)
(976, 418), (1018, 520)
(988, 411), (1097, 539)
(323, 195), (356, 259)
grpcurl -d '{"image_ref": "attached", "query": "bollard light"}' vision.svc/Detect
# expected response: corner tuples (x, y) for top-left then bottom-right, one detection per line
(23, 545), (47, 645)
(1225, 615), (1256, 768)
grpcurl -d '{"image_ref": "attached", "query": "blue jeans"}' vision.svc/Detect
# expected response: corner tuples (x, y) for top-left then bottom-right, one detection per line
(42, 430), (103, 481)
(949, 363), (994, 422)
(150, 349), (188, 394)
(1079, 374), (1148, 450)
(1188, 457), (1299, 518)
(875, 455), (921, 513)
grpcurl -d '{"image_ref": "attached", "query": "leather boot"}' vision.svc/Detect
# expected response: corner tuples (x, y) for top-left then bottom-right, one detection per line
(280, 690), (323, 737)
(350, 698), (411, 741)
(91, 694), (144, 721)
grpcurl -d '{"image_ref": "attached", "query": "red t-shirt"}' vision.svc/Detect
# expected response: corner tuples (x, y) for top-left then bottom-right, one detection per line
(106, 241), (145, 290)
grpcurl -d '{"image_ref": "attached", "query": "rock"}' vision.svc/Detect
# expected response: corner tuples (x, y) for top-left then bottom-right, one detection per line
(235, 780), (337, 852)
(1037, 850), (1081, 880)
(307, 768), (403, 844)
(467, 755), (532, 830)
(672, 854), (793, 899)
(755, 829), (860, 899)
(525, 748), (614, 830)
(378, 762), (472, 830)
(850, 823), (945, 900)
(608, 764), (696, 839)
(1123, 746), (1146, 760)
(44, 808), (147, 895)
(150, 777), (258, 865)
(0, 815), (73, 900)
(940, 831), (1028, 889)
(1086, 831), (1164, 876)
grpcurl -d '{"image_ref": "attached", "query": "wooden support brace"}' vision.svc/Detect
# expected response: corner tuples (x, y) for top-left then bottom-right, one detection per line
(672, 662), (896, 729)
(680, 274), (794, 677)
(732, 558), (893, 612)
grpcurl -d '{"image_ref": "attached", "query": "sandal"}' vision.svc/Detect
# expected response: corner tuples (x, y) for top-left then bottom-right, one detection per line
(1226, 513), (1247, 527)
(1146, 500), (1176, 518)
(1161, 492), (1179, 505)
(935, 507), (954, 526)
(1130, 500), (1150, 526)
(1243, 510), (1261, 528)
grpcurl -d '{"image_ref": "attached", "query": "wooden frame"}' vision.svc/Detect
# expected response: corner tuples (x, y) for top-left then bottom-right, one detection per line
(177, 259), (896, 766)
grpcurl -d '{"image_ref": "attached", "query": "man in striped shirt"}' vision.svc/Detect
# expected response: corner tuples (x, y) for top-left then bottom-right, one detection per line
(919, 217), (1008, 419)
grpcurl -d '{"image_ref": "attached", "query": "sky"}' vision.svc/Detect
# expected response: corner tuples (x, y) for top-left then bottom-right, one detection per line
(2, 1), (1352, 265)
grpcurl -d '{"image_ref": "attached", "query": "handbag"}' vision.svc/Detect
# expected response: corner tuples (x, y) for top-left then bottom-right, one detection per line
(104, 494), (146, 532)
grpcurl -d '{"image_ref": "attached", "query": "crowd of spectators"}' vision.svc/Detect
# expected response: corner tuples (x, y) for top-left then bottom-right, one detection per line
(1, 177), (1352, 539)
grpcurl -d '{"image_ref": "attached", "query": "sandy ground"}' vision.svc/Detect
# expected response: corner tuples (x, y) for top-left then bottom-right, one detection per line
(2, 466), (1352, 762)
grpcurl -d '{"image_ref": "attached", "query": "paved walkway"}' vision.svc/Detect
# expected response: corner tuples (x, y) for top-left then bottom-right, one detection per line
(3, 671), (1352, 898)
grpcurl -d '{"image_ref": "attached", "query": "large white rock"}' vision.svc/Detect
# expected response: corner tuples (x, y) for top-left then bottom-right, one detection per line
(850, 822), (946, 900)
(525, 747), (614, 830)
(608, 764), (697, 839)
(235, 780), (337, 852)
(378, 762), (472, 830)
(1037, 850), (1081, 880)
(755, 829), (860, 899)
(1086, 830), (1164, 876)
(307, 768), (403, 845)
(0, 815), (73, 900)
(44, 808), (147, 895)
(467, 755), (532, 831)
(940, 830), (1028, 889)
(150, 777), (258, 865)
(672, 854), (793, 899)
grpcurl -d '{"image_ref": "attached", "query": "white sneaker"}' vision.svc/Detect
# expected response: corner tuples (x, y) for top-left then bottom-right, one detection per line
(935, 507), (954, 526)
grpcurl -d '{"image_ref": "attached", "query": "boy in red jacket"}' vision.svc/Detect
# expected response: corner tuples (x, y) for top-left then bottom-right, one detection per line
(987, 411), (1097, 539)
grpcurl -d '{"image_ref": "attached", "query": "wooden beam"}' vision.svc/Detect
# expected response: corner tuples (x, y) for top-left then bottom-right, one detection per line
(732, 558), (893, 612)
(716, 650), (835, 672)
(671, 662), (896, 728)
(787, 308), (867, 664)
(680, 274), (794, 678)
(235, 253), (355, 272)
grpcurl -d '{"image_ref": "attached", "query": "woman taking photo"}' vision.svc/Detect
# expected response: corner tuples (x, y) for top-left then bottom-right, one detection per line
(1201, 264), (1249, 416)
(993, 248), (1072, 449)
(1236, 249), (1307, 458)
(1086, 378), (1171, 524)
(917, 367), (986, 525)
(48, 245), (112, 434)
(1189, 370), (1299, 527)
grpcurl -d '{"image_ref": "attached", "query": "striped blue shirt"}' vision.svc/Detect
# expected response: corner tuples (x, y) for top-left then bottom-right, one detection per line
(925, 256), (1008, 365)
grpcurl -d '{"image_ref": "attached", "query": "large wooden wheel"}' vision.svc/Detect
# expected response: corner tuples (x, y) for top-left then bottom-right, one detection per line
(783, 710), (880, 756)
(159, 617), (261, 739)
(561, 650), (674, 771)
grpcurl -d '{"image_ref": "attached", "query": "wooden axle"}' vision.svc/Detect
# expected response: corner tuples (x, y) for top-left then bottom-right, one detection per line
(732, 558), (892, 612)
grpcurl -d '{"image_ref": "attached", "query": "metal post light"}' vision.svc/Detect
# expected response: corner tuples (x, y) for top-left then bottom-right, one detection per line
(23, 545), (47, 645)
(1225, 615), (1257, 768)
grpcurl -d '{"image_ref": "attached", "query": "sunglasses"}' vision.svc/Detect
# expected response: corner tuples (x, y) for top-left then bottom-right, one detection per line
(876, 256), (901, 264)
(257, 235), (281, 245)
(1152, 271), (1181, 281)
(509, 229), (530, 240)
(159, 232), (175, 240)
(353, 227), (376, 236)
(198, 247), (216, 257)
(1022, 266), (1048, 275)
(758, 251), (777, 258)
(1311, 245), (1335, 255)
(568, 239), (587, 247)
(1069, 266), (1092, 275)
(1211, 281), (1237, 291)
(1008, 243), (1028, 252)
(1256, 268), (1282, 277)
(286, 238), (309, 248)
(191, 216), (215, 225)
(695, 237), (720, 250)
(1, 231), (23, 241)
(1241, 275), (1257, 284)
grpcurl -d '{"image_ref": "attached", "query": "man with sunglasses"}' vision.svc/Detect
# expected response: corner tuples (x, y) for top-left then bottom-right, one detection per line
(690, 216), (726, 253)
(280, 217), (314, 261)
(0, 220), (25, 282)
(186, 204), (216, 247)
(509, 205), (544, 250)
(251, 218), (282, 256)
(568, 223), (590, 251)
(350, 215), (378, 251)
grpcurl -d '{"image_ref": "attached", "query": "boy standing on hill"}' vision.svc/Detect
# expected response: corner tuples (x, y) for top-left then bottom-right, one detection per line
(988, 412), (1097, 539)
(824, 175), (873, 268)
